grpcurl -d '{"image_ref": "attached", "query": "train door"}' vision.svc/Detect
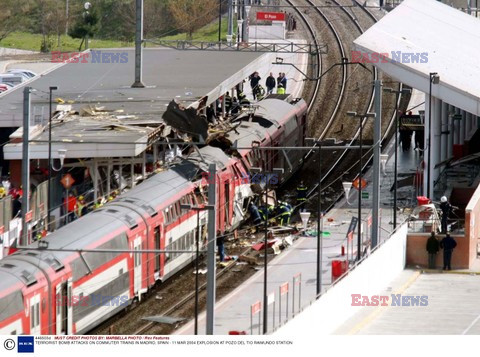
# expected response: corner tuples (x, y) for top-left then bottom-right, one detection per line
(29, 294), (40, 334)
(154, 226), (161, 273)
(133, 237), (142, 295)
(55, 283), (68, 335)
(224, 181), (230, 228)
(67, 278), (73, 334)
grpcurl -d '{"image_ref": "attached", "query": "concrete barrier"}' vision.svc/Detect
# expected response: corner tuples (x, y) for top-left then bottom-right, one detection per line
(275, 224), (408, 335)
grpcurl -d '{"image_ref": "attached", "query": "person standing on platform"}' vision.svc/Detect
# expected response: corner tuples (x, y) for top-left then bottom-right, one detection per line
(216, 235), (226, 262)
(277, 83), (285, 95)
(250, 72), (261, 100)
(224, 92), (232, 114)
(280, 73), (287, 90)
(64, 193), (77, 223)
(426, 231), (440, 269)
(440, 196), (452, 233)
(440, 233), (457, 270)
(266, 73), (276, 94)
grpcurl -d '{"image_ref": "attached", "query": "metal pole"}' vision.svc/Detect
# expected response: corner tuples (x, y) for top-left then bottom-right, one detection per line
(316, 145), (322, 296)
(428, 74), (432, 198)
(358, 119), (363, 261)
(48, 88), (53, 229)
(132, 0), (145, 88)
(218, 0), (222, 42)
(372, 80), (381, 249)
(393, 93), (398, 228)
(263, 176), (268, 334)
(227, 0), (233, 39)
(206, 164), (217, 335)
(194, 211), (200, 335)
(21, 87), (31, 246)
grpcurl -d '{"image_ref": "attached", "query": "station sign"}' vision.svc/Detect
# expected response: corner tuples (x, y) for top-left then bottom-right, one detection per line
(352, 177), (368, 190)
(61, 173), (75, 189)
(256, 12), (286, 21)
(251, 301), (261, 315)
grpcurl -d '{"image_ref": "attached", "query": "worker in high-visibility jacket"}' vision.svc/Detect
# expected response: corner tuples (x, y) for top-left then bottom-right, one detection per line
(277, 83), (286, 95)
(76, 195), (87, 217)
(94, 197), (103, 210)
(224, 92), (232, 114)
(239, 92), (250, 107)
(277, 201), (293, 226)
(254, 84), (266, 101)
(296, 181), (308, 207)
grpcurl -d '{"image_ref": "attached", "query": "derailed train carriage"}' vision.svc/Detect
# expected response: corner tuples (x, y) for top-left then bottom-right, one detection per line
(0, 97), (307, 334)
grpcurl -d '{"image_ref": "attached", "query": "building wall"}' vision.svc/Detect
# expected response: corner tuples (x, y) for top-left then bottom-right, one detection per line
(407, 183), (480, 269)
(406, 234), (469, 269)
(465, 183), (480, 265)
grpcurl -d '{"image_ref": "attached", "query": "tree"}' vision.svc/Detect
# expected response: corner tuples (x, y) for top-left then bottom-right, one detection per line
(168, 0), (219, 39)
(0, 0), (33, 43)
(69, 6), (100, 50)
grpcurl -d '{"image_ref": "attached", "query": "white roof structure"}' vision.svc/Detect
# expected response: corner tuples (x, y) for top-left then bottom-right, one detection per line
(354, 0), (480, 116)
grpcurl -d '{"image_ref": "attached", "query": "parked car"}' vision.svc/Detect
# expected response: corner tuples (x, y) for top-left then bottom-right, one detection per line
(7, 69), (37, 78)
(0, 74), (24, 86)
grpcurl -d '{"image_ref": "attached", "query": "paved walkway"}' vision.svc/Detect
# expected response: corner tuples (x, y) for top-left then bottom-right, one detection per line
(335, 269), (480, 335)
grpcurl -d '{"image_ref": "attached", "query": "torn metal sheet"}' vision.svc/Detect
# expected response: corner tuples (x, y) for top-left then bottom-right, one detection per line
(142, 316), (185, 325)
(162, 100), (208, 141)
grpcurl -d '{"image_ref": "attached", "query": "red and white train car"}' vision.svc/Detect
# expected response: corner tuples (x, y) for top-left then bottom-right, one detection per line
(0, 98), (307, 334)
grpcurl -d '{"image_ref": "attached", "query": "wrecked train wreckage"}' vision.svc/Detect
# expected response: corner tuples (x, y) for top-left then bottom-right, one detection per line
(161, 96), (308, 230)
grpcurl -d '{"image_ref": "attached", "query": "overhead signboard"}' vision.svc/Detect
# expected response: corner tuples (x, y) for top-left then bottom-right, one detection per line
(61, 174), (75, 189)
(257, 12), (286, 21)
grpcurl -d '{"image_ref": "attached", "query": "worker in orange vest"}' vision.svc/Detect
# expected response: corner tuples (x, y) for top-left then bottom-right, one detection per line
(64, 193), (77, 223)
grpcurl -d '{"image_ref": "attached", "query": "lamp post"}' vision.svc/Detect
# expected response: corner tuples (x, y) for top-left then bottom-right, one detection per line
(427, 73), (440, 198)
(251, 165), (283, 335)
(180, 203), (214, 335)
(48, 86), (58, 230)
(83, 2), (92, 50)
(347, 111), (375, 261)
(383, 87), (411, 228)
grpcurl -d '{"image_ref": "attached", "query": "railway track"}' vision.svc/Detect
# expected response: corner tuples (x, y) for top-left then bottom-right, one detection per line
(91, 1), (406, 336)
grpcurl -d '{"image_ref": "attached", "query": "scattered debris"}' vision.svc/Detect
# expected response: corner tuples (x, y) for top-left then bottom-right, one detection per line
(142, 316), (185, 325)
(239, 255), (258, 265)
(193, 268), (208, 275)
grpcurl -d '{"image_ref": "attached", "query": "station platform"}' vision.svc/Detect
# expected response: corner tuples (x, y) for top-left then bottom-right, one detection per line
(334, 268), (480, 335)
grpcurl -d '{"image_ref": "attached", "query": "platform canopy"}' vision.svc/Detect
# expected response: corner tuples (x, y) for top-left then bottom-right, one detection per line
(354, 0), (480, 116)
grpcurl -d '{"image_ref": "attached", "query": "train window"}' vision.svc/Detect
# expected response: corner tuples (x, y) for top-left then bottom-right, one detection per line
(36, 303), (39, 328)
(0, 292), (23, 323)
(165, 207), (171, 224)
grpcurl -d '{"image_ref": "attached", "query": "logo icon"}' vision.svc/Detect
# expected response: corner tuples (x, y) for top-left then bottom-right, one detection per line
(3, 339), (15, 350)
(17, 336), (34, 353)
